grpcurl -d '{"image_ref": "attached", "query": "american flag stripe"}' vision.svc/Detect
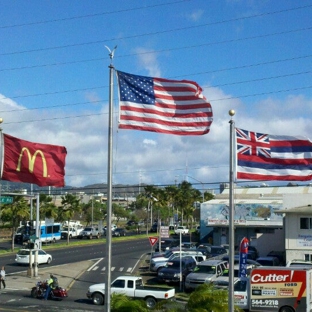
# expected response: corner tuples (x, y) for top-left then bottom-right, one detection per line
(236, 128), (312, 181)
(117, 71), (213, 135)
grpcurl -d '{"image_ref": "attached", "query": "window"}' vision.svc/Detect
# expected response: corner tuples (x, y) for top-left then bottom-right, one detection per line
(127, 280), (134, 288)
(304, 254), (312, 261)
(112, 279), (125, 288)
(300, 217), (312, 229)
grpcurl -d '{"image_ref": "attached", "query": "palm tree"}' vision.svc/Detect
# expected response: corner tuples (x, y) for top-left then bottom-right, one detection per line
(176, 181), (202, 227)
(39, 194), (58, 220)
(59, 194), (81, 245)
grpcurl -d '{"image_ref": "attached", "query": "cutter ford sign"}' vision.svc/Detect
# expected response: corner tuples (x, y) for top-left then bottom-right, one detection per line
(250, 268), (308, 311)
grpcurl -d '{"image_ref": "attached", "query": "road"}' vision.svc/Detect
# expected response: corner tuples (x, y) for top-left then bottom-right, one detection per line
(0, 237), (153, 311)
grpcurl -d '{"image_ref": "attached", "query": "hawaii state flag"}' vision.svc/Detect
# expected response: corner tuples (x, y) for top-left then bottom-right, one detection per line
(2, 133), (67, 187)
(117, 70), (213, 136)
(236, 128), (312, 181)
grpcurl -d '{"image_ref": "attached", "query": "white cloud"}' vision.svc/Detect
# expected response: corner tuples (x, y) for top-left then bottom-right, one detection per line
(187, 9), (204, 22)
(134, 47), (161, 77)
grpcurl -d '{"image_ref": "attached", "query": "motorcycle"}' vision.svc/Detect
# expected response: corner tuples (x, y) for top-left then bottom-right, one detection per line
(31, 280), (68, 300)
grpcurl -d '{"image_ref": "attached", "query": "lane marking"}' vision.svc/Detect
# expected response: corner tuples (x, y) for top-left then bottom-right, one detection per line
(87, 258), (103, 272)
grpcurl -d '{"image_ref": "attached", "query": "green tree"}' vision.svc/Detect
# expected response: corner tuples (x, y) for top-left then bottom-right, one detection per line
(113, 203), (130, 225)
(111, 293), (148, 312)
(186, 284), (242, 312)
(82, 200), (104, 226)
(176, 181), (202, 227)
(1, 195), (30, 251)
(59, 193), (81, 245)
(39, 194), (58, 220)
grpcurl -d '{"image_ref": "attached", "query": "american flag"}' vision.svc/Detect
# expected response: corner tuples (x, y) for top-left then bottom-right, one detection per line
(236, 128), (312, 181)
(116, 71), (213, 135)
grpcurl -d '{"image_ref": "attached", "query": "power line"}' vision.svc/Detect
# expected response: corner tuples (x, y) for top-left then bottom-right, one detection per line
(0, 4), (310, 56)
(1, 25), (311, 73)
(0, 0), (187, 29)
(1, 54), (312, 103)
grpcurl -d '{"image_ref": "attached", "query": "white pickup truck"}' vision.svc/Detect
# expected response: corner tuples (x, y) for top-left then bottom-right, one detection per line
(174, 226), (189, 235)
(86, 275), (175, 309)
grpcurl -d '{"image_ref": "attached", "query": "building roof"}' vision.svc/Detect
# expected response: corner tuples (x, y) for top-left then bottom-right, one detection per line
(277, 205), (312, 214)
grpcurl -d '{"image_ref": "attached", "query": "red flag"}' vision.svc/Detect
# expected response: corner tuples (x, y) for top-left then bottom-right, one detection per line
(117, 71), (213, 135)
(2, 134), (67, 187)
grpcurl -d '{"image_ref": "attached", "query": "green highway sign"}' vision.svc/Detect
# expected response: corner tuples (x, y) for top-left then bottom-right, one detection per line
(0, 197), (13, 204)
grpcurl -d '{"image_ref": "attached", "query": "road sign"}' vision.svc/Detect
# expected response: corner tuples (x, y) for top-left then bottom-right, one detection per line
(0, 196), (13, 204)
(160, 226), (169, 238)
(149, 236), (158, 247)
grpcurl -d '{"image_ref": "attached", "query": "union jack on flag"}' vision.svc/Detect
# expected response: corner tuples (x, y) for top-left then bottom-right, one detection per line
(236, 128), (271, 158)
(235, 127), (312, 181)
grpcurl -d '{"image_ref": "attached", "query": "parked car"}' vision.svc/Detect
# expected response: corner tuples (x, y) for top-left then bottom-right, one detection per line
(126, 220), (137, 226)
(184, 259), (228, 291)
(196, 245), (227, 258)
(256, 256), (280, 266)
(266, 250), (286, 265)
(174, 226), (189, 235)
(150, 222), (164, 233)
(15, 249), (52, 265)
(221, 254), (262, 267)
(286, 259), (312, 267)
(150, 250), (205, 273)
(157, 256), (197, 284)
(154, 238), (179, 252)
(180, 242), (197, 249)
(213, 264), (253, 288)
(112, 228), (126, 237)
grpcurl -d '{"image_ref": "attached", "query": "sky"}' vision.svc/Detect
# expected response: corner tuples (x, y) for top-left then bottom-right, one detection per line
(0, 0), (312, 194)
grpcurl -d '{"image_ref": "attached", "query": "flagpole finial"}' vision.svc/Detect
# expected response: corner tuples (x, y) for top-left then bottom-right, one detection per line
(105, 45), (117, 61)
(229, 109), (235, 117)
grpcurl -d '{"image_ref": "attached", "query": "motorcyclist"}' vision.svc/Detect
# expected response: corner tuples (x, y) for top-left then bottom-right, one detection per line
(43, 274), (55, 300)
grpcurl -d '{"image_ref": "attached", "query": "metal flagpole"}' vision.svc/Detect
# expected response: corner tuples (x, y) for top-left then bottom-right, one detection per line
(228, 109), (235, 312)
(104, 45), (116, 312)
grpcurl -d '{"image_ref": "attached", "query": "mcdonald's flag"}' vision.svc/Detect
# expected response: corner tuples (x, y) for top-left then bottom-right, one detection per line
(2, 134), (67, 187)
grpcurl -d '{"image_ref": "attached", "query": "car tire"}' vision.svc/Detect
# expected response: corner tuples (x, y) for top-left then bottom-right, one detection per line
(145, 296), (157, 309)
(92, 293), (104, 305)
(47, 257), (52, 264)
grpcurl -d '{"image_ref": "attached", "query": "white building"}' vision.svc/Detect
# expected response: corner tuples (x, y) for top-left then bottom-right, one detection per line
(200, 185), (312, 258)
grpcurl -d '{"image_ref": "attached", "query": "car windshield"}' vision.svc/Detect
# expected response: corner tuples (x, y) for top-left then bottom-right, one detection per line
(234, 280), (248, 292)
(18, 250), (30, 255)
(84, 227), (92, 231)
(164, 251), (174, 258)
(194, 265), (216, 274)
(211, 247), (226, 254)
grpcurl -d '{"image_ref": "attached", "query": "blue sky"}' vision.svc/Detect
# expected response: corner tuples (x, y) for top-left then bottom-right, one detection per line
(0, 0), (311, 193)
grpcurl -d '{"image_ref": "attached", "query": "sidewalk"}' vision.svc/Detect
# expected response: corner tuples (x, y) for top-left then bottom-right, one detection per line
(6, 260), (92, 291)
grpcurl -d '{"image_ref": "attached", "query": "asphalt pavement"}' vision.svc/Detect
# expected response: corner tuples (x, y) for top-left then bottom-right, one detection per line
(5, 260), (92, 291)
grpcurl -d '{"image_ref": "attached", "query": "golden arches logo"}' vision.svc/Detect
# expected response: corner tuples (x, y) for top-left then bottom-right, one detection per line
(16, 147), (48, 177)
